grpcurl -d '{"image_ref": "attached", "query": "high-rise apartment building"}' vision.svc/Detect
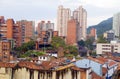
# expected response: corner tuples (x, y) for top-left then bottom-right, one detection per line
(57, 5), (71, 37)
(17, 20), (35, 43)
(37, 21), (54, 35)
(113, 12), (120, 37)
(57, 5), (87, 41)
(46, 21), (54, 31)
(0, 18), (21, 47)
(73, 6), (87, 40)
(36, 21), (57, 44)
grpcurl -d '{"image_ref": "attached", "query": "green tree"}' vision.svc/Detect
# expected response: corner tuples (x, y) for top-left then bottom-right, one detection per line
(66, 45), (78, 57)
(20, 50), (46, 58)
(85, 37), (94, 50)
(51, 36), (66, 49)
(97, 35), (108, 43)
(14, 41), (35, 57)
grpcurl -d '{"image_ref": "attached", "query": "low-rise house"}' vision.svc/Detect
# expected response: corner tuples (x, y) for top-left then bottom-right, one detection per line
(14, 62), (43, 79)
(0, 62), (16, 79)
(0, 57), (93, 79)
(96, 43), (120, 54)
(75, 56), (118, 79)
(38, 55), (50, 61)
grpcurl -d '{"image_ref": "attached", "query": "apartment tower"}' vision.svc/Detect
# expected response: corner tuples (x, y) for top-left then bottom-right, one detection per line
(57, 5), (71, 37)
(73, 6), (87, 40)
(113, 12), (120, 37)
(0, 18), (21, 47)
(37, 21), (54, 35)
(17, 20), (35, 43)
(57, 5), (87, 41)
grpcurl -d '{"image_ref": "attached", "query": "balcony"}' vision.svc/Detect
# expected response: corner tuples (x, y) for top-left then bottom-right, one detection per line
(13, 30), (19, 33)
(0, 29), (7, 32)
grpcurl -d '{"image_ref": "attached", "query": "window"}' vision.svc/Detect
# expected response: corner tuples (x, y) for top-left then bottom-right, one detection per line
(43, 57), (45, 59)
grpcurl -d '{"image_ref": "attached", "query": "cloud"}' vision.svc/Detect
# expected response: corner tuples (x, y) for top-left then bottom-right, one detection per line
(0, 0), (120, 26)
(84, 0), (120, 8)
(87, 15), (112, 26)
(0, 0), (59, 8)
(59, 0), (120, 9)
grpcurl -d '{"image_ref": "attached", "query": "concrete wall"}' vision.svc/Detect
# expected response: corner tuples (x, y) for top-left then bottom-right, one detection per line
(14, 68), (30, 79)
(0, 66), (89, 79)
(0, 68), (12, 79)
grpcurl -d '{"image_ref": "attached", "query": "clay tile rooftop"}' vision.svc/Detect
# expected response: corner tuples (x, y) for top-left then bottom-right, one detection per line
(108, 61), (117, 67)
(96, 57), (108, 63)
(71, 66), (88, 71)
(0, 62), (16, 68)
(41, 61), (52, 70)
(91, 71), (103, 79)
(18, 62), (43, 70)
(88, 57), (105, 64)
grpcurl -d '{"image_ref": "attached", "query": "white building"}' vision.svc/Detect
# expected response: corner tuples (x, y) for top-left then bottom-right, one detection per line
(38, 55), (50, 61)
(96, 43), (120, 54)
(73, 6), (87, 40)
(113, 12), (120, 37)
(103, 30), (115, 42)
(57, 5), (71, 36)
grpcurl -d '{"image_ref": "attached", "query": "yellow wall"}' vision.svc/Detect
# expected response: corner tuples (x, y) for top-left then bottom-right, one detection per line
(0, 68), (12, 79)
(0, 67), (89, 79)
(14, 68), (30, 79)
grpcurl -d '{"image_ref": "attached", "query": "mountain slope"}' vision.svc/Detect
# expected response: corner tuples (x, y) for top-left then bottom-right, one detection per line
(87, 17), (113, 36)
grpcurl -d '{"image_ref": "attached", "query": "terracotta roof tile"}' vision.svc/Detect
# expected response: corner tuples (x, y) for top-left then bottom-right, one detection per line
(87, 57), (105, 64)
(108, 61), (117, 67)
(18, 62), (43, 70)
(71, 66), (87, 71)
(110, 56), (120, 62)
(0, 62), (16, 68)
(96, 57), (108, 63)
(41, 58), (66, 70)
(91, 71), (104, 79)
(42, 61), (52, 70)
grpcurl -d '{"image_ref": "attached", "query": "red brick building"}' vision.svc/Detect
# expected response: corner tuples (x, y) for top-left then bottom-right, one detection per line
(0, 40), (11, 62)
(90, 28), (96, 37)
(66, 19), (77, 45)
(0, 18), (21, 47)
(16, 20), (35, 44)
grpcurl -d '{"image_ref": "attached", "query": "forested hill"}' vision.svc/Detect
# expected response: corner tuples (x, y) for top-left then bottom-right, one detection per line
(87, 17), (113, 36)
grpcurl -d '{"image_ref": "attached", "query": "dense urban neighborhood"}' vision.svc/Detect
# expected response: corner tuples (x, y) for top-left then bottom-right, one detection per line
(0, 4), (120, 79)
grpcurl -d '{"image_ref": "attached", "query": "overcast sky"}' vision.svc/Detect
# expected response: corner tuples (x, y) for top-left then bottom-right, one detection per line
(0, 0), (120, 27)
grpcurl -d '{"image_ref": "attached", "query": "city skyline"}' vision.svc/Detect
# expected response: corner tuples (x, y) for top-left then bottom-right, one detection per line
(0, 0), (120, 27)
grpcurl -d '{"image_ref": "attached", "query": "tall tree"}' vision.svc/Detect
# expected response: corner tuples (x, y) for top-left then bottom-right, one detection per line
(97, 35), (108, 43)
(14, 40), (35, 54)
(66, 45), (78, 57)
(51, 36), (66, 49)
(85, 37), (95, 50)
(51, 36), (66, 57)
